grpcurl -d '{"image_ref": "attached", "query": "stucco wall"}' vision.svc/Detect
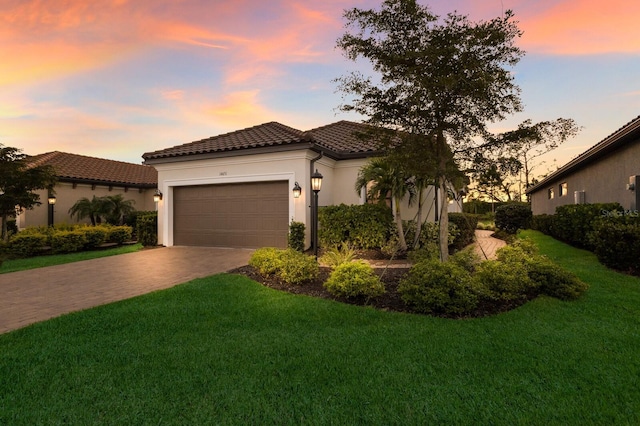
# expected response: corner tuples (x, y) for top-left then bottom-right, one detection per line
(17, 182), (156, 229)
(153, 149), (440, 248)
(530, 141), (640, 215)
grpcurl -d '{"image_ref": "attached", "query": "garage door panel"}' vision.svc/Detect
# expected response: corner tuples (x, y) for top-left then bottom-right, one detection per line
(173, 181), (288, 248)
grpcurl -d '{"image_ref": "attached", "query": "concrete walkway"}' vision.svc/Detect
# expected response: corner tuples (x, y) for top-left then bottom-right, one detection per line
(0, 246), (252, 334)
(474, 229), (507, 260)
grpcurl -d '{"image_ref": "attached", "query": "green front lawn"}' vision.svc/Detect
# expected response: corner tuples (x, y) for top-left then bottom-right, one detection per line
(1, 231), (639, 424)
(0, 243), (143, 274)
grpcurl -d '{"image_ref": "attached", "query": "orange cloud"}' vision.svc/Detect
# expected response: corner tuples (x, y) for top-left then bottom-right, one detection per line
(518, 0), (640, 55)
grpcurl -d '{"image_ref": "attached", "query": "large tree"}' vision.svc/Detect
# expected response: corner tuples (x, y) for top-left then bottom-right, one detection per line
(336, 0), (524, 260)
(0, 145), (56, 240)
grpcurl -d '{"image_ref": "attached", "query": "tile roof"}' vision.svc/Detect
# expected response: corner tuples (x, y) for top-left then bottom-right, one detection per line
(142, 120), (382, 162)
(526, 115), (640, 194)
(27, 151), (157, 187)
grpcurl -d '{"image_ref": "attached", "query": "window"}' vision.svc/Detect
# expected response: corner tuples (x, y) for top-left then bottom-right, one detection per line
(559, 182), (568, 197)
(548, 187), (555, 199)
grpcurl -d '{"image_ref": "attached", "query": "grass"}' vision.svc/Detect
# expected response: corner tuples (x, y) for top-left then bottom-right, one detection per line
(1, 231), (639, 424)
(0, 243), (143, 274)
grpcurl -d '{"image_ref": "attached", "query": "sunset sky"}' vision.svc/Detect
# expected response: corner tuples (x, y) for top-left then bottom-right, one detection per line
(1, 0), (639, 176)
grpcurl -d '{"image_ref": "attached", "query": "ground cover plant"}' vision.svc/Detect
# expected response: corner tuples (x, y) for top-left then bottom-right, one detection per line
(0, 243), (142, 274)
(0, 230), (638, 424)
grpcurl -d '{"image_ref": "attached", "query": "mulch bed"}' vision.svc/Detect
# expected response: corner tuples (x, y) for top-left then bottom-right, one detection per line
(229, 263), (533, 319)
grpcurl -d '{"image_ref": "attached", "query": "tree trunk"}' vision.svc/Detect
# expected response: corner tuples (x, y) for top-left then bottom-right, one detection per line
(1, 213), (7, 242)
(413, 187), (424, 249)
(394, 196), (408, 252)
(438, 176), (449, 262)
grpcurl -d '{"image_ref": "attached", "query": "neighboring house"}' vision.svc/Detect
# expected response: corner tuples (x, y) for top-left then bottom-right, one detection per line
(18, 152), (158, 229)
(526, 115), (640, 215)
(143, 120), (458, 249)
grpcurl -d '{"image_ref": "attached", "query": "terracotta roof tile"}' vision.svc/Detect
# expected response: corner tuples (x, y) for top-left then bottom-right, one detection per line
(143, 120), (381, 161)
(27, 152), (157, 187)
(143, 122), (308, 160)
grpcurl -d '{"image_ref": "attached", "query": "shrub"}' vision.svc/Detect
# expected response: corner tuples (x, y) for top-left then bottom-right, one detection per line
(528, 257), (589, 300)
(107, 226), (133, 244)
(9, 233), (48, 257)
(494, 203), (532, 234)
(449, 247), (481, 273)
(589, 216), (640, 275)
(136, 212), (158, 247)
(324, 261), (385, 300)
(278, 249), (319, 285)
(288, 221), (305, 252)
(51, 230), (86, 254)
(531, 214), (554, 235)
(320, 243), (357, 268)
(448, 213), (477, 252)
(473, 259), (536, 303)
(552, 203), (622, 249)
(80, 226), (108, 249)
(398, 260), (478, 315)
(319, 203), (392, 249)
(249, 247), (284, 276)
(407, 243), (439, 264)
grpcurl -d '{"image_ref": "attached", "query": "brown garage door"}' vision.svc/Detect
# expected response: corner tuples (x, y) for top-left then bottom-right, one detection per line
(173, 181), (289, 248)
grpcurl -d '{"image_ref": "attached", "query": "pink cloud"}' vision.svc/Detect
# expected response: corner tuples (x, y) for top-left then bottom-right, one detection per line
(517, 0), (640, 55)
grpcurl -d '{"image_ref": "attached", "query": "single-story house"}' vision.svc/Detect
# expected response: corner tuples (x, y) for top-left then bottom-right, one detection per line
(526, 115), (640, 215)
(143, 120), (459, 249)
(18, 151), (158, 229)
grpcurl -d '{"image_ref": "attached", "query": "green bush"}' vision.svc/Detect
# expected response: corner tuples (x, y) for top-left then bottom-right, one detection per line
(79, 226), (108, 249)
(398, 260), (478, 315)
(249, 247), (284, 276)
(278, 249), (319, 285)
(136, 212), (157, 247)
(448, 213), (478, 252)
(319, 203), (392, 249)
(288, 221), (305, 252)
(531, 214), (554, 235)
(494, 203), (532, 234)
(528, 257), (589, 300)
(9, 233), (48, 257)
(589, 216), (640, 275)
(449, 247), (481, 273)
(552, 203), (622, 249)
(107, 226), (133, 244)
(407, 243), (439, 264)
(324, 261), (385, 300)
(473, 259), (536, 303)
(319, 243), (357, 268)
(51, 230), (86, 254)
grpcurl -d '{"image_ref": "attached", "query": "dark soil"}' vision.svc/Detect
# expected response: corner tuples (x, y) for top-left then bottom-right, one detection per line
(230, 264), (412, 313)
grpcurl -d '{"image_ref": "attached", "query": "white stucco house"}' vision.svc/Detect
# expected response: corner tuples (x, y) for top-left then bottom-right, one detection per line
(143, 120), (458, 249)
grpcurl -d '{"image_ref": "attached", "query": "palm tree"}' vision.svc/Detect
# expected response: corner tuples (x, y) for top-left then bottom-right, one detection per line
(68, 196), (110, 226)
(355, 157), (416, 252)
(104, 194), (135, 225)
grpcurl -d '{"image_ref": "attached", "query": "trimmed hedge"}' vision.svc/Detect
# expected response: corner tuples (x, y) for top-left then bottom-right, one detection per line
(552, 203), (622, 249)
(589, 216), (640, 275)
(494, 203), (532, 234)
(531, 214), (554, 235)
(448, 213), (478, 252)
(319, 203), (392, 249)
(136, 212), (158, 247)
(288, 221), (305, 252)
(9, 233), (49, 257)
(249, 248), (319, 285)
(51, 231), (86, 254)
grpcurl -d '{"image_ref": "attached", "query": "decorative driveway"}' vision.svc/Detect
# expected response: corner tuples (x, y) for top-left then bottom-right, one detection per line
(0, 246), (252, 334)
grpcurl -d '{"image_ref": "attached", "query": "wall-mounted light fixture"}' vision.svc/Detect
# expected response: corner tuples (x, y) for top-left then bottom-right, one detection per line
(627, 183), (636, 191)
(292, 182), (302, 198)
(153, 189), (163, 202)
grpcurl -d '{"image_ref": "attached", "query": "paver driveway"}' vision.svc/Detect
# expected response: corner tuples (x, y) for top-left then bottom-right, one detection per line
(0, 246), (252, 334)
